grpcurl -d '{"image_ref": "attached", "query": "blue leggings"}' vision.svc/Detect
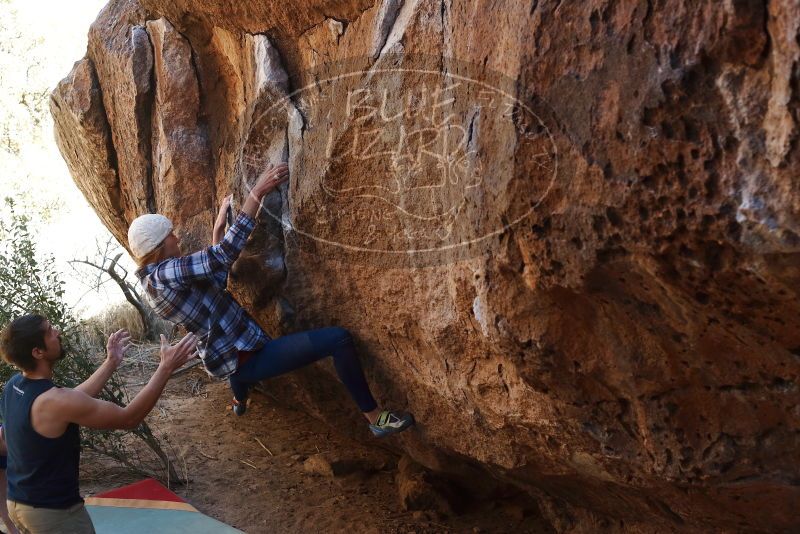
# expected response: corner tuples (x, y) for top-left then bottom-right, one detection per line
(228, 327), (378, 413)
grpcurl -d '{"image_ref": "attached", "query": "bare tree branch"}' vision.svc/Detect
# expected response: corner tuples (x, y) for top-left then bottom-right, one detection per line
(69, 251), (158, 341)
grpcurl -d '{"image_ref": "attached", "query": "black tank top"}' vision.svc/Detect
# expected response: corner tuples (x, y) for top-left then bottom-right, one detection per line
(1, 373), (81, 507)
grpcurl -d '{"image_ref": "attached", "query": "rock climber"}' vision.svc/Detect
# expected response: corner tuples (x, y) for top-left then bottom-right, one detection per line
(128, 162), (414, 437)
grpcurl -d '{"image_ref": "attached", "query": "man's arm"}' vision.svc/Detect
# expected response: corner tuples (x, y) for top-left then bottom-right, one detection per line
(43, 333), (196, 431)
(75, 329), (130, 397)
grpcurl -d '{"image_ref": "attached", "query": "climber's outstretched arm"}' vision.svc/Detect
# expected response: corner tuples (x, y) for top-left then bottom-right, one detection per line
(212, 194), (232, 245)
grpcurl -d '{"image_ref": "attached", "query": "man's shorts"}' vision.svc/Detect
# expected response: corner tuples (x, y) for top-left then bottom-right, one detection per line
(7, 500), (95, 534)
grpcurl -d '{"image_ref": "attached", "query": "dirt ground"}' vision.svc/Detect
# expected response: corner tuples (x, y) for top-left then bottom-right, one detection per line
(80, 364), (552, 533)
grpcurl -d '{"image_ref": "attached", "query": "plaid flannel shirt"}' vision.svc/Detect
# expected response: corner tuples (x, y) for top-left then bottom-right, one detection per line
(135, 212), (270, 379)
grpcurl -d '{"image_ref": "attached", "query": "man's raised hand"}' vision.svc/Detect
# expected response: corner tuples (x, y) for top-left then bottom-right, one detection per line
(106, 329), (131, 369)
(159, 332), (198, 373)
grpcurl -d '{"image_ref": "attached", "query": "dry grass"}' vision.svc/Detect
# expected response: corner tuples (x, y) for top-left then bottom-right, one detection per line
(83, 302), (172, 344)
(77, 303), (179, 387)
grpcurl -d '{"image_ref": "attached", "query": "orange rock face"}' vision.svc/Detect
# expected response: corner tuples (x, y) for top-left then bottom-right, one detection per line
(52, 1), (800, 531)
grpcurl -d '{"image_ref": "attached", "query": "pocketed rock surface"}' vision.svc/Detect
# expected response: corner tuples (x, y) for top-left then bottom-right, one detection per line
(53, 1), (800, 531)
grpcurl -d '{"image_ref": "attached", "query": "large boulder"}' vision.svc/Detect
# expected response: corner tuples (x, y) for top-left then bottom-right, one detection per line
(51, 1), (800, 531)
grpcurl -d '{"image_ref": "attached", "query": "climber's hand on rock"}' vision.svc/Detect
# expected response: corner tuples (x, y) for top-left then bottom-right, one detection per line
(219, 194), (232, 214)
(241, 163), (289, 218)
(252, 163), (289, 198)
(215, 194), (232, 223)
(212, 194), (233, 244)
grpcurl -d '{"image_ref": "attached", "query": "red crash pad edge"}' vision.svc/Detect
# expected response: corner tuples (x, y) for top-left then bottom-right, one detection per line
(93, 479), (186, 503)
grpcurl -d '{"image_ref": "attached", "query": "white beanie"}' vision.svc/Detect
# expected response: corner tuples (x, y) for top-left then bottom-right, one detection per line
(128, 214), (173, 258)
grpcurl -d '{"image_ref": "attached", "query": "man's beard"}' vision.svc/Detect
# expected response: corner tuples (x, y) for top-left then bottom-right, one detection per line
(55, 337), (66, 360)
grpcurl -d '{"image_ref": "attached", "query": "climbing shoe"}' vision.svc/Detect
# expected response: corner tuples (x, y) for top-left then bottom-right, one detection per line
(231, 397), (247, 416)
(369, 410), (415, 437)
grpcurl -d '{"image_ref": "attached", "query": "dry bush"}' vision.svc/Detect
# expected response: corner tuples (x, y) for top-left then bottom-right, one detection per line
(84, 302), (172, 344)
